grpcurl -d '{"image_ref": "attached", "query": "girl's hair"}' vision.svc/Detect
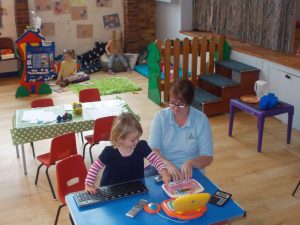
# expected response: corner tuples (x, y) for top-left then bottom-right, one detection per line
(170, 79), (194, 105)
(111, 30), (124, 51)
(110, 112), (142, 147)
(63, 49), (75, 59)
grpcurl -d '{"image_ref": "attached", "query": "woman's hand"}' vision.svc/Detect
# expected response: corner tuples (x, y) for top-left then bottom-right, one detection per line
(85, 184), (97, 195)
(181, 160), (193, 180)
(165, 160), (183, 182)
(160, 168), (171, 184)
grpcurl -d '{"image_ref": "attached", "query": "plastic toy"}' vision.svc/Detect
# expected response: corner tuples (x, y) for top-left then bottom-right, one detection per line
(161, 193), (211, 220)
(73, 102), (82, 116)
(56, 113), (72, 123)
(162, 179), (204, 198)
(15, 29), (56, 97)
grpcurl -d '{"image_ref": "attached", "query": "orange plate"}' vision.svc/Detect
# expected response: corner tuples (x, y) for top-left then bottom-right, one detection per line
(240, 95), (260, 104)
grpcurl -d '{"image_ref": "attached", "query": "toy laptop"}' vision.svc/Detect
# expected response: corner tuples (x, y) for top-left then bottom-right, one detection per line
(162, 179), (204, 198)
(161, 193), (211, 220)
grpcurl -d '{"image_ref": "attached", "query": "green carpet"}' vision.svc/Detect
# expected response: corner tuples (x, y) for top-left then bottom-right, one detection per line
(69, 77), (142, 95)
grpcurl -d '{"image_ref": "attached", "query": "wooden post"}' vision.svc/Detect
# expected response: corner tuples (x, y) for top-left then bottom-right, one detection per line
(217, 35), (224, 61)
(182, 38), (190, 80)
(173, 38), (180, 80)
(191, 37), (199, 85)
(164, 39), (171, 102)
(208, 35), (215, 74)
(200, 36), (207, 75)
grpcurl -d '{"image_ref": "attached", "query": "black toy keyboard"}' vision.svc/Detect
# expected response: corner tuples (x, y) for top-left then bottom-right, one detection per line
(74, 180), (148, 207)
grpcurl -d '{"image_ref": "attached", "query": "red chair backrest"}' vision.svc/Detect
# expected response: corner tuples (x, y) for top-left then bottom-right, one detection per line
(56, 155), (87, 204)
(49, 133), (77, 164)
(93, 116), (117, 143)
(31, 98), (54, 108)
(79, 88), (101, 103)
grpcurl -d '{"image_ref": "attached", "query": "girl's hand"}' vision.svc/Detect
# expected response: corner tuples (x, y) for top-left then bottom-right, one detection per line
(55, 79), (60, 85)
(165, 160), (183, 182)
(85, 184), (97, 195)
(181, 160), (193, 180)
(160, 169), (171, 184)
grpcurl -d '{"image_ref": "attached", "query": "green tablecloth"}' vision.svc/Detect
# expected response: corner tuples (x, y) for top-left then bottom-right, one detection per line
(11, 100), (128, 145)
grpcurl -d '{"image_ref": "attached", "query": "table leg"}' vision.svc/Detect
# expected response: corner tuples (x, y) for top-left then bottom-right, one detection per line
(228, 103), (235, 136)
(287, 111), (293, 144)
(257, 117), (265, 153)
(16, 145), (19, 158)
(21, 144), (27, 175)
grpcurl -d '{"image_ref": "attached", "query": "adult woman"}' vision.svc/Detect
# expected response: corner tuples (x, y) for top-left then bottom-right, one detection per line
(147, 79), (213, 181)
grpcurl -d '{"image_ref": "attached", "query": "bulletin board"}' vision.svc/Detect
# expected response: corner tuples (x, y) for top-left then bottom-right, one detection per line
(41, 22), (55, 36)
(25, 42), (56, 82)
(53, 0), (70, 14)
(70, 6), (87, 20)
(35, 0), (52, 11)
(96, 0), (112, 7)
(103, 13), (120, 29)
(77, 24), (93, 38)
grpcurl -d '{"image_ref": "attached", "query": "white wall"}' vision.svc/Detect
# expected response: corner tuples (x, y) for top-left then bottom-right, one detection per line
(0, 1), (17, 39)
(27, 0), (124, 55)
(156, 0), (192, 40)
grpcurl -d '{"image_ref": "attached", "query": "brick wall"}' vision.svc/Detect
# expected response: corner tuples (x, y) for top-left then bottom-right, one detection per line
(15, 0), (29, 36)
(124, 0), (156, 53)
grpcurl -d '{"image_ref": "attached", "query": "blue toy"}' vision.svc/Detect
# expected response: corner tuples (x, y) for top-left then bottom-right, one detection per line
(259, 93), (278, 110)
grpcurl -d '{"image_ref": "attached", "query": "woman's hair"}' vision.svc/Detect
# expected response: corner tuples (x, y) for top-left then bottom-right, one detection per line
(170, 79), (194, 105)
(111, 30), (124, 50)
(110, 112), (142, 147)
(63, 49), (75, 59)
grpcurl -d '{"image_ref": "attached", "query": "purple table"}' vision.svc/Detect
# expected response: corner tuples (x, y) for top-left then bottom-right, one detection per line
(228, 99), (294, 152)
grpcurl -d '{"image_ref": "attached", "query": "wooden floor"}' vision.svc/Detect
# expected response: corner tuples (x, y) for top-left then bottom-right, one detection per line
(1, 72), (300, 225)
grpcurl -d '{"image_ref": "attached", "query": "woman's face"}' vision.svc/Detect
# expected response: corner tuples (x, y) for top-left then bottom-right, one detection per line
(169, 93), (189, 118)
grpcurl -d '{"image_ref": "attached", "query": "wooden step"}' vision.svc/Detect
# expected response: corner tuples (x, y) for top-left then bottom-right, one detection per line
(200, 74), (239, 88)
(215, 60), (259, 72)
(191, 88), (224, 116)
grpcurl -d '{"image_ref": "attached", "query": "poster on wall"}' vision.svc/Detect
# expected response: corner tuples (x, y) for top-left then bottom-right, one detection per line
(35, 0), (52, 11)
(70, 0), (86, 7)
(70, 6), (87, 20)
(77, 24), (93, 38)
(53, 0), (70, 15)
(103, 13), (120, 29)
(41, 22), (55, 36)
(96, 0), (112, 7)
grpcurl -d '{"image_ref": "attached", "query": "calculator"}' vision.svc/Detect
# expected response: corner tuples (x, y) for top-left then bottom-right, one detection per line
(209, 190), (232, 206)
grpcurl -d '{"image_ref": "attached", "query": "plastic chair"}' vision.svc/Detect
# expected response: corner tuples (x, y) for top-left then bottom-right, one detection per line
(35, 132), (77, 199)
(54, 155), (87, 225)
(30, 98), (54, 158)
(292, 180), (300, 196)
(78, 88), (101, 143)
(79, 88), (101, 103)
(83, 116), (116, 163)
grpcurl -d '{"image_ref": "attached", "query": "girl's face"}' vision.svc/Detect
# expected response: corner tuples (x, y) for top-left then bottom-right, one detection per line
(63, 53), (72, 61)
(118, 130), (140, 151)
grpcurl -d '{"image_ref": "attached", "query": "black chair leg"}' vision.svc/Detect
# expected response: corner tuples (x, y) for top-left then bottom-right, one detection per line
(35, 163), (43, 185)
(30, 142), (35, 158)
(89, 144), (96, 164)
(46, 167), (56, 199)
(69, 213), (75, 225)
(83, 142), (89, 160)
(54, 204), (65, 225)
(292, 180), (300, 196)
(80, 132), (84, 144)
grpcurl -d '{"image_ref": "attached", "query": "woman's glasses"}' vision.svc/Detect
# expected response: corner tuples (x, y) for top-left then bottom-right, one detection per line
(169, 102), (187, 109)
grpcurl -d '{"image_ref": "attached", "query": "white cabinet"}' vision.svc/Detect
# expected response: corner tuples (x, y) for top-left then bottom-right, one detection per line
(267, 63), (300, 130)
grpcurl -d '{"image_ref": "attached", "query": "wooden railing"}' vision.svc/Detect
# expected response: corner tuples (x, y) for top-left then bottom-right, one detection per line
(155, 35), (224, 102)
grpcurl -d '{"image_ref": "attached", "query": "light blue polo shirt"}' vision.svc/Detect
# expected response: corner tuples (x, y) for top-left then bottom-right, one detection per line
(148, 106), (213, 173)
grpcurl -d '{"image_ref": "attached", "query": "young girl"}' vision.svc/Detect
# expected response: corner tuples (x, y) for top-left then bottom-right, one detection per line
(56, 49), (88, 87)
(105, 30), (132, 75)
(85, 112), (170, 194)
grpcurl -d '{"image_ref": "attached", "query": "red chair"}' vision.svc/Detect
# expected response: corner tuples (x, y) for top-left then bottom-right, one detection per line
(79, 88), (101, 103)
(54, 155), (87, 225)
(79, 88), (101, 143)
(30, 98), (54, 158)
(83, 116), (116, 163)
(35, 132), (77, 199)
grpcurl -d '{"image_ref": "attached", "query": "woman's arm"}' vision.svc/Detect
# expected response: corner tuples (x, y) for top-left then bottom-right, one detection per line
(105, 40), (112, 55)
(181, 155), (213, 180)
